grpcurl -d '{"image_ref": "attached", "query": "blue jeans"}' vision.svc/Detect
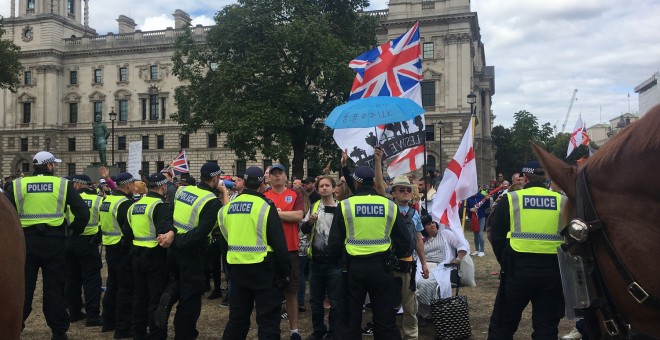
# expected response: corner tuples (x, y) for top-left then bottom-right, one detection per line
(309, 261), (342, 336)
(297, 255), (308, 307)
(473, 217), (486, 252)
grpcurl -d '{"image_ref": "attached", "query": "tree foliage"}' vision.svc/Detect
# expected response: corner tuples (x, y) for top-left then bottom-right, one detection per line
(0, 18), (23, 92)
(171, 0), (377, 178)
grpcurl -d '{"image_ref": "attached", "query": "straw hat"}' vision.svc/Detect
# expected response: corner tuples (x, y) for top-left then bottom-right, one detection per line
(391, 174), (413, 188)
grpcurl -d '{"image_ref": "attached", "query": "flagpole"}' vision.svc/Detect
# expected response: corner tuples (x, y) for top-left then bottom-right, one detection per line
(461, 114), (476, 232)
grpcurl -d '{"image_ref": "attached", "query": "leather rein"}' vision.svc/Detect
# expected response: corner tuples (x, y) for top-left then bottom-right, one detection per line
(568, 171), (660, 338)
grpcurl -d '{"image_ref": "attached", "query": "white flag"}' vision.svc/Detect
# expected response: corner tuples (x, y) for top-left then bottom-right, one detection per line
(567, 116), (590, 157)
(430, 117), (478, 250)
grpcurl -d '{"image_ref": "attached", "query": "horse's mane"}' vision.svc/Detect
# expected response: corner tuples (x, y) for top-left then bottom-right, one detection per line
(584, 105), (660, 170)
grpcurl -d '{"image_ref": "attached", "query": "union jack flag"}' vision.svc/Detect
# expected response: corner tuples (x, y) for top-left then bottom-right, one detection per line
(349, 21), (422, 100)
(167, 150), (190, 175)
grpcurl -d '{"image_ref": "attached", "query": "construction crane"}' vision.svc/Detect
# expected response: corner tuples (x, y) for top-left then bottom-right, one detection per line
(560, 89), (578, 133)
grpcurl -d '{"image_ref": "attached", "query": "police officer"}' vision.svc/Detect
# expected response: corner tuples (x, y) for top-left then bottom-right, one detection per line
(65, 174), (104, 327)
(126, 173), (176, 340)
(327, 166), (411, 340)
(99, 172), (136, 338)
(487, 160), (565, 339)
(219, 166), (291, 339)
(4, 151), (90, 340)
(155, 162), (228, 339)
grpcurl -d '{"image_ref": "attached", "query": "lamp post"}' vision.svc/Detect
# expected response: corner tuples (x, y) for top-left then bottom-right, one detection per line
(467, 91), (477, 117)
(109, 107), (117, 166)
(438, 121), (444, 170)
(45, 136), (51, 151)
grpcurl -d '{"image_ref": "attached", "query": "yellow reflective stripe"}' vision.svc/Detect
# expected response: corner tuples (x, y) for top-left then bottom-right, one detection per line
(383, 200), (396, 238)
(343, 198), (354, 239)
(14, 178), (24, 216)
(110, 197), (129, 235)
(56, 178), (66, 213)
(185, 193), (216, 229)
(255, 201), (269, 247)
(510, 191), (522, 233)
(218, 207), (227, 238)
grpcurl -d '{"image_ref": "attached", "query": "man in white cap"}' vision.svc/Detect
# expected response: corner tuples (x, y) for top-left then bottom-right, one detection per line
(5, 151), (90, 340)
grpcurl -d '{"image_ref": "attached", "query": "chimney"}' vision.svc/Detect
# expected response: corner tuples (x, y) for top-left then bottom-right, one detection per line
(117, 15), (137, 34)
(173, 9), (192, 29)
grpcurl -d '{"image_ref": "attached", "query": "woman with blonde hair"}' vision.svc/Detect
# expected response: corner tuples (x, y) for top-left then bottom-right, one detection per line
(133, 181), (147, 198)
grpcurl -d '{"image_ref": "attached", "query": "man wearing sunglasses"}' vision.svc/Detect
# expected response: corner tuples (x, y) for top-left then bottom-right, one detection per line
(389, 175), (429, 339)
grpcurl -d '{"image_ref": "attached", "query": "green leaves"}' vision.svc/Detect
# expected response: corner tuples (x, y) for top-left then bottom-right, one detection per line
(171, 0), (376, 177)
(0, 18), (22, 92)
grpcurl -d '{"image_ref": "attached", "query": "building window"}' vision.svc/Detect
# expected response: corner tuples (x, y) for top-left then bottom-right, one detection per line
(118, 136), (126, 150)
(117, 162), (127, 172)
(20, 138), (28, 152)
(425, 124), (435, 142)
(426, 155), (436, 172)
(421, 81), (436, 108)
(93, 69), (102, 84)
(263, 159), (272, 171)
(236, 160), (246, 177)
(68, 138), (76, 151)
(157, 135), (164, 149)
(149, 95), (159, 120)
(70, 71), (78, 85)
(27, 0), (35, 10)
(180, 134), (189, 149)
(150, 65), (158, 80)
(69, 103), (78, 123)
(24, 71), (32, 85)
(94, 101), (103, 119)
(422, 0), (435, 10)
(21, 162), (30, 173)
(141, 161), (150, 175)
(156, 161), (165, 172)
(208, 134), (217, 148)
(142, 135), (149, 150)
(160, 97), (166, 119)
(119, 67), (128, 82)
(423, 42), (434, 59)
(68, 163), (76, 176)
(67, 0), (74, 14)
(23, 103), (31, 124)
(118, 100), (128, 121)
(141, 98), (147, 120)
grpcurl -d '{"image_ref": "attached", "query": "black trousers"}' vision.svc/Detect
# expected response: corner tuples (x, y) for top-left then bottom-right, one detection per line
(487, 259), (565, 340)
(102, 242), (134, 333)
(167, 247), (206, 339)
(23, 231), (69, 334)
(335, 257), (401, 340)
(64, 234), (102, 320)
(222, 261), (283, 340)
(132, 246), (169, 339)
(203, 239), (222, 292)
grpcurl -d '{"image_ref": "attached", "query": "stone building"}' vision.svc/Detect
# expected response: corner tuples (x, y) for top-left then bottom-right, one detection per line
(1, 0), (494, 182)
(369, 0), (495, 182)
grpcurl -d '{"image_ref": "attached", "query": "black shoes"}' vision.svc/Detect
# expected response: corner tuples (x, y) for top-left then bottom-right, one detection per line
(51, 332), (68, 340)
(85, 317), (103, 327)
(207, 289), (222, 300)
(154, 292), (172, 329)
(69, 312), (86, 322)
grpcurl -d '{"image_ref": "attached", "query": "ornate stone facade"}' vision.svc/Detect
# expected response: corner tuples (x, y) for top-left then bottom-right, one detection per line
(1, 0), (494, 182)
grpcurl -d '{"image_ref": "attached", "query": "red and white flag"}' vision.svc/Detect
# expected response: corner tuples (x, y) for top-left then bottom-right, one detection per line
(386, 145), (424, 178)
(430, 117), (478, 250)
(566, 115), (590, 157)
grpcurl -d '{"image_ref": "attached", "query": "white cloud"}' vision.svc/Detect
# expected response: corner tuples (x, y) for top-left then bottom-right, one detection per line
(3, 0), (659, 129)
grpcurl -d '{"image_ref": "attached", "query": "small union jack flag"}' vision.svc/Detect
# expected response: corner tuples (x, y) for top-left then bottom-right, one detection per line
(349, 22), (422, 100)
(167, 150), (190, 175)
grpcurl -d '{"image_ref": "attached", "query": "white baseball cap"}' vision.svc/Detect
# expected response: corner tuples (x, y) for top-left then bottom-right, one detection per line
(33, 151), (62, 165)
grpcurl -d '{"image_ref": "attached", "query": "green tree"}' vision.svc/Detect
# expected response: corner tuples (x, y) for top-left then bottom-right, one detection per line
(491, 125), (519, 178)
(0, 18), (23, 92)
(171, 0), (377, 178)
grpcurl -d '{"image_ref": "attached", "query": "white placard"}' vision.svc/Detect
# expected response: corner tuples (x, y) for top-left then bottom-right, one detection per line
(128, 141), (142, 179)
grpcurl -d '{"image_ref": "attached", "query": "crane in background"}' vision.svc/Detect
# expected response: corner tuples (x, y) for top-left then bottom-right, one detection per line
(557, 89), (578, 134)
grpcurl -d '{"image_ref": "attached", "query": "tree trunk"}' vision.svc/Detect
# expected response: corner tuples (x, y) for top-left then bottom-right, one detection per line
(291, 138), (307, 179)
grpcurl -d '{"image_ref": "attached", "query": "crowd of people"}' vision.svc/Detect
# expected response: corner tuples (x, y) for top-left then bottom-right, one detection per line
(4, 147), (572, 340)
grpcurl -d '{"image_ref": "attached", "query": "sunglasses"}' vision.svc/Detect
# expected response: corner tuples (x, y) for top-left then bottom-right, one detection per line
(397, 187), (412, 193)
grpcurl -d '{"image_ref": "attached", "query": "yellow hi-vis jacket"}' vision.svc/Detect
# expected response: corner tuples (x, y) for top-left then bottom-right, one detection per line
(218, 194), (272, 264)
(341, 195), (396, 256)
(172, 186), (217, 234)
(506, 186), (564, 254)
(13, 176), (68, 227)
(127, 196), (163, 248)
(99, 195), (130, 245)
(79, 192), (103, 236)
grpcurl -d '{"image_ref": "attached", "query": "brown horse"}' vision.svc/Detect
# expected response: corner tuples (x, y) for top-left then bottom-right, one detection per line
(533, 107), (660, 339)
(0, 193), (25, 340)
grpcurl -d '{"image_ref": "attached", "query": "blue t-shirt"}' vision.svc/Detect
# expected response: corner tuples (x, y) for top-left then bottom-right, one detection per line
(398, 205), (423, 232)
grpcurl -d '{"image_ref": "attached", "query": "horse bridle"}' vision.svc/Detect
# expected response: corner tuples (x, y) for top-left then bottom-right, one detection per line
(565, 171), (660, 338)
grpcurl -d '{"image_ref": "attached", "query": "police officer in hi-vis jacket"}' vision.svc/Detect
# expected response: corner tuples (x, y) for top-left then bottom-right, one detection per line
(5, 151), (90, 340)
(327, 166), (411, 340)
(488, 160), (565, 340)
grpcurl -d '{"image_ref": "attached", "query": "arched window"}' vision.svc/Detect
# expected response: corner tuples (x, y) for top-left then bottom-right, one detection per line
(427, 155), (436, 172)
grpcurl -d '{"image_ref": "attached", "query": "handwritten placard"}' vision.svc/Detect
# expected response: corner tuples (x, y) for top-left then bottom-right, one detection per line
(128, 141), (142, 179)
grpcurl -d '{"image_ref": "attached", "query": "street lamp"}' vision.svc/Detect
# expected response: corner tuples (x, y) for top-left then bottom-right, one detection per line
(438, 121), (444, 170)
(467, 91), (477, 117)
(109, 107), (117, 166)
(45, 135), (51, 151)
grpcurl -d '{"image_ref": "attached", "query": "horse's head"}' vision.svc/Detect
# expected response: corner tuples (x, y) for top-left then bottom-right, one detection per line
(532, 108), (660, 338)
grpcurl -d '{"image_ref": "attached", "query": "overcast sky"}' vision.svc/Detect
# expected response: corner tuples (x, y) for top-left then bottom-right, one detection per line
(3, 0), (659, 129)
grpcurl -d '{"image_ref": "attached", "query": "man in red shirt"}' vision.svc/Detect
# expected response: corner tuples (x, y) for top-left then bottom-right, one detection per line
(264, 164), (305, 340)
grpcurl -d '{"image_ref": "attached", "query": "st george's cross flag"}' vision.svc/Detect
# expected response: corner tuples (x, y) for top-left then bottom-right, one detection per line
(333, 22), (424, 175)
(567, 116), (591, 157)
(430, 117), (478, 251)
(167, 150), (190, 175)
